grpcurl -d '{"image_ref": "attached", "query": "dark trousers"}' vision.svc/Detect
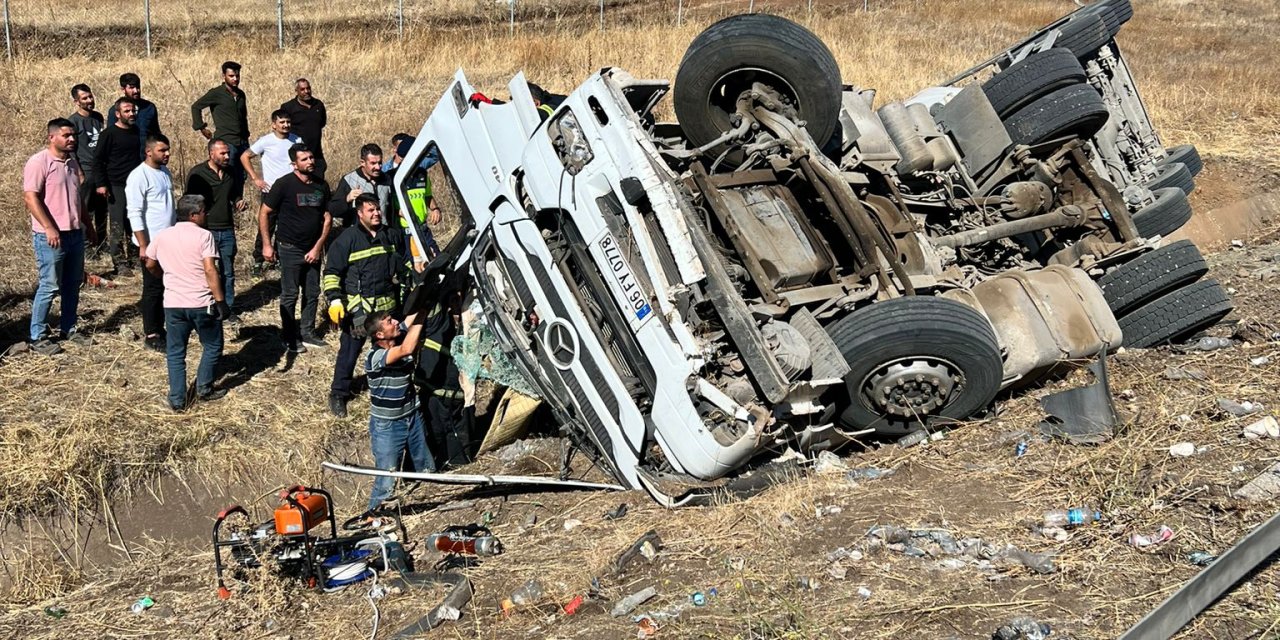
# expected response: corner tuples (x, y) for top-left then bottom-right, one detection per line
(79, 180), (109, 251)
(331, 325), (366, 398)
(278, 243), (320, 347)
(210, 229), (237, 310)
(253, 212), (277, 264)
(106, 184), (132, 266)
(426, 392), (473, 467)
(140, 262), (165, 337)
(165, 307), (223, 408)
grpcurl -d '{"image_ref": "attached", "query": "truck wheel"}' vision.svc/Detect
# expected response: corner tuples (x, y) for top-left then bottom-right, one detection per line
(826, 297), (1003, 435)
(1117, 279), (1233, 348)
(675, 14), (842, 152)
(1132, 187), (1193, 238)
(1099, 240), (1208, 315)
(1145, 162), (1195, 196)
(1084, 0), (1132, 37)
(1053, 12), (1111, 59)
(982, 48), (1087, 118)
(1002, 83), (1109, 146)
(1161, 144), (1203, 177)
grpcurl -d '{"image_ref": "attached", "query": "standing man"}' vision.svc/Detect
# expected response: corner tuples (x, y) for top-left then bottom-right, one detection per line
(323, 194), (410, 417)
(24, 119), (90, 356)
(186, 140), (243, 318)
(69, 84), (108, 256)
(259, 144), (331, 354)
(93, 97), (143, 276)
(279, 78), (327, 178)
(388, 136), (441, 260)
(107, 73), (161, 156)
(191, 61), (250, 193)
(361, 310), (436, 512)
(243, 109), (302, 277)
(145, 195), (231, 412)
(127, 134), (177, 352)
(329, 143), (393, 237)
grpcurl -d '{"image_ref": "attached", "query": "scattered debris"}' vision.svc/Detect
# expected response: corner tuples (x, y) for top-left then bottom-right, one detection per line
(562, 595), (584, 615)
(845, 467), (895, 484)
(1015, 441), (1029, 457)
(635, 616), (660, 637)
(1218, 398), (1262, 417)
(1163, 366), (1206, 381)
(434, 499), (479, 513)
(1243, 416), (1280, 439)
(813, 450), (849, 474)
(496, 440), (536, 464)
(43, 606), (66, 619)
(1250, 355), (1272, 366)
(1039, 355), (1119, 444)
(118, 326), (139, 341)
(796, 576), (820, 591)
(502, 579), (545, 614)
(437, 606), (461, 621)
(1129, 525), (1175, 548)
(815, 505), (842, 517)
(1168, 442), (1198, 457)
(129, 597), (155, 614)
(992, 616), (1052, 640)
(522, 514), (538, 530)
(1186, 336), (1235, 352)
(1000, 546), (1056, 574)
(855, 586), (873, 600)
(614, 530), (663, 575)
(85, 273), (116, 288)
(611, 586), (657, 617)
(826, 563), (847, 580)
(604, 503), (629, 520)
(826, 547), (864, 563)
(690, 591), (707, 606)
(1234, 463), (1280, 502)
(1043, 508), (1101, 529)
(778, 512), (796, 527)
(1187, 551), (1216, 566)
(563, 518), (583, 531)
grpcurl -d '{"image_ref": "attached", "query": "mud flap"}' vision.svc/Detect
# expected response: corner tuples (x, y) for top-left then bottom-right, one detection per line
(1037, 352), (1119, 444)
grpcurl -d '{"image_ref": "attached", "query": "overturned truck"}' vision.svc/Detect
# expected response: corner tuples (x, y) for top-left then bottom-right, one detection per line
(394, 2), (1232, 505)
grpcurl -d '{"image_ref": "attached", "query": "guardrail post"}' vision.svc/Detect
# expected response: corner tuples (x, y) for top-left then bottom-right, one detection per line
(3, 0), (12, 60)
(277, 0), (284, 50)
(144, 0), (152, 57)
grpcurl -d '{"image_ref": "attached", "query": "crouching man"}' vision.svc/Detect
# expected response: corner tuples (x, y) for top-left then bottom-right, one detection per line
(145, 195), (231, 411)
(363, 310), (436, 512)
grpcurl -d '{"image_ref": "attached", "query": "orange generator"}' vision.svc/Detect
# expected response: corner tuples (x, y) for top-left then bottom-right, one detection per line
(274, 485), (332, 535)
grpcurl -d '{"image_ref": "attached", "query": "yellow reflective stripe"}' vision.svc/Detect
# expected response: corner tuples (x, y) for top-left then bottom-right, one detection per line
(432, 388), (462, 399)
(322, 275), (341, 290)
(345, 294), (397, 312)
(539, 104), (554, 117)
(349, 245), (392, 262)
(422, 338), (442, 352)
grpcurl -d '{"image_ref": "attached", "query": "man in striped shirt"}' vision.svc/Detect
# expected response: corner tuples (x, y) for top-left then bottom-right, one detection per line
(362, 310), (436, 511)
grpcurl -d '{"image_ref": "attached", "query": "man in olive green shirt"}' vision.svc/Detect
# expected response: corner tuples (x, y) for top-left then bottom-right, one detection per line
(191, 61), (250, 197)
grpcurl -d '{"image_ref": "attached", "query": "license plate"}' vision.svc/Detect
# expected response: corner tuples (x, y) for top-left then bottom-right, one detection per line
(596, 232), (653, 330)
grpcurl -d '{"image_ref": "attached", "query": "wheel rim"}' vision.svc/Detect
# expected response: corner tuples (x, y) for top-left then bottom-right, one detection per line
(860, 356), (964, 418)
(706, 67), (800, 132)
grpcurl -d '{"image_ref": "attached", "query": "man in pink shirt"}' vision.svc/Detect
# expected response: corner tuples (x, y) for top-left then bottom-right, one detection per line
(144, 194), (232, 411)
(23, 118), (94, 356)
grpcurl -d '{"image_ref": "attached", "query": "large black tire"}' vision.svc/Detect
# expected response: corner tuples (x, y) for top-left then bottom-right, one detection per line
(1145, 162), (1195, 196)
(982, 48), (1087, 118)
(1099, 240), (1208, 315)
(1161, 144), (1203, 177)
(827, 297), (1003, 435)
(674, 14), (842, 151)
(1003, 83), (1109, 146)
(1118, 279), (1233, 348)
(1053, 12), (1111, 59)
(1085, 0), (1132, 37)
(1132, 187), (1193, 238)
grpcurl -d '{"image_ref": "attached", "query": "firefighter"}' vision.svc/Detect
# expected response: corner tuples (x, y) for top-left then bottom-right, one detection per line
(323, 193), (410, 417)
(389, 136), (440, 259)
(415, 268), (473, 467)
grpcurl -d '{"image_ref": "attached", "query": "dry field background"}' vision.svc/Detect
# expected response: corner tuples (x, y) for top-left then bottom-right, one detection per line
(1, 0), (1279, 637)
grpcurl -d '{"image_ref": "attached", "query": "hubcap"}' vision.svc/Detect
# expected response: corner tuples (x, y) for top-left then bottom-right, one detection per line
(861, 357), (962, 418)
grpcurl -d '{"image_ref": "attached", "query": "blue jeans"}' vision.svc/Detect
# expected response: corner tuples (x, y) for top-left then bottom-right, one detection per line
(367, 410), (435, 511)
(30, 230), (85, 341)
(210, 229), (237, 310)
(165, 307), (224, 408)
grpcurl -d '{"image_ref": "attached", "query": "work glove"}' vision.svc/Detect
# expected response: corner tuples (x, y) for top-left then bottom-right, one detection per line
(328, 300), (346, 325)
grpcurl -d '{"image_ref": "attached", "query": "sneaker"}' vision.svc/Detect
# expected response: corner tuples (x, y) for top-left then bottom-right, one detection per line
(285, 340), (307, 355)
(144, 334), (166, 353)
(29, 339), (62, 356)
(328, 394), (348, 418)
(198, 388), (228, 402)
(300, 335), (327, 349)
(168, 400), (187, 413)
(64, 331), (92, 347)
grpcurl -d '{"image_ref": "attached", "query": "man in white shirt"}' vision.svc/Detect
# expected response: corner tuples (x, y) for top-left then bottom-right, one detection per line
(126, 133), (176, 352)
(244, 109), (303, 276)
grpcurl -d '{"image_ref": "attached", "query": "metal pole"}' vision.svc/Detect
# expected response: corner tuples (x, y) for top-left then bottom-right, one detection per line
(749, 0), (754, 12)
(676, 0), (682, 27)
(598, 0), (603, 31)
(3, 0), (12, 60)
(397, 0), (403, 40)
(277, 0), (284, 50)
(143, 0), (151, 57)
(508, 0), (514, 36)
(807, 0), (812, 16)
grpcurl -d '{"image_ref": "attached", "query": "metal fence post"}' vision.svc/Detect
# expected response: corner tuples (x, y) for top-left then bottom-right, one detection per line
(144, 0), (152, 57)
(3, 0), (12, 60)
(599, 0), (603, 31)
(676, 0), (682, 27)
(277, 0), (284, 50)
(397, 0), (403, 40)
(508, 0), (514, 36)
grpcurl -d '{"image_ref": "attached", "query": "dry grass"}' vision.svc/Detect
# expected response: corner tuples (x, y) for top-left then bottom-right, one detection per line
(1, 0), (1279, 636)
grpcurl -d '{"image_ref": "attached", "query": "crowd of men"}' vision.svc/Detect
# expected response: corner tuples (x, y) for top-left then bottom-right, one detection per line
(22, 63), (472, 511)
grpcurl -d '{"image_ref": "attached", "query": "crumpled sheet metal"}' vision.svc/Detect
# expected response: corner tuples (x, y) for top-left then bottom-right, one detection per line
(1038, 352), (1120, 444)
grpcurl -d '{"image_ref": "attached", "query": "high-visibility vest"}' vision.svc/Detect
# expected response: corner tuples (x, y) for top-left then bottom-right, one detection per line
(401, 175), (434, 228)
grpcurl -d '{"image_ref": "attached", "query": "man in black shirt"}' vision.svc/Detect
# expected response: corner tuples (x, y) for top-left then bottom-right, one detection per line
(69, 83), (108, 254)
(192, 61), (250, 194)
(280, 78), (327, 179)
(93, 97), (143, 275)
(260, 144), (331, 353)
(106, 73), (161, 158)
(186, 140), (244, 318)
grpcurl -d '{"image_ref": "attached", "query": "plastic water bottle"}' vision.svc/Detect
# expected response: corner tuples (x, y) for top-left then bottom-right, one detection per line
(509, 579), (545, 606)
(1043, 508), (1101, 528)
